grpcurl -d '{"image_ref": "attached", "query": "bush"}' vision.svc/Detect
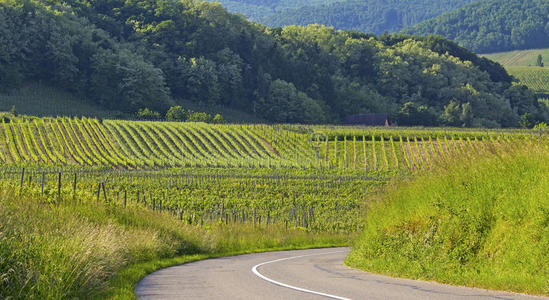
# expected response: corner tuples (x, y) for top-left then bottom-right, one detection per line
(136, 108), (161, 120)
(187, 111), (212, 122)
(212, 114), (224, 124)
(165, 106), (187, 121)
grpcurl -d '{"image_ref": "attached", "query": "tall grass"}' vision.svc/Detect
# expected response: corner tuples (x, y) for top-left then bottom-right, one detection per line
(0, 188), (348, 299)
(346, 141), (549, 295)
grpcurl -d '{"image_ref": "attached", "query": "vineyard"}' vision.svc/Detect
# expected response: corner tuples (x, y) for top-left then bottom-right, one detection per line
(0, 168), (385, 232)
(506, 66), (549, 94)
(0, 117), (536, 171)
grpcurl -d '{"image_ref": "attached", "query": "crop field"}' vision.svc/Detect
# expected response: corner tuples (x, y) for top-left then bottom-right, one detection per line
(0, 117), (534, 170)
(0, 167), (384, 233)
(482, 48), (549, 67)
(0, 117), (540, 234)
(506, 66), (549, 94)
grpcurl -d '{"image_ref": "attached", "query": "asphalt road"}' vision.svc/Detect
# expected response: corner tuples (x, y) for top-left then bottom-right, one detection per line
(135, 247), (547, 300)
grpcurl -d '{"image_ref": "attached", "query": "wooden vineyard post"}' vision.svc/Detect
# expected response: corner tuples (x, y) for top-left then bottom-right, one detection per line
(124, 189), (127, 208)
(96, 183), (101, 203)
(41, 172), (45, 197)
(72, 173), (77, 201)
(102, 182), (107, 203)
(20, 168), (25, 188)
(57, 172), (62, 201)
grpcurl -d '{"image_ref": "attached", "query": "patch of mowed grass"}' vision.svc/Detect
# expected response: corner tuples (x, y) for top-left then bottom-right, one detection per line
(0, 189), (349, 299)
(346, 142), (549, 296)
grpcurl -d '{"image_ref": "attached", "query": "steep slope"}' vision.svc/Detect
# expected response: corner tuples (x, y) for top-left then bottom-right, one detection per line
(403, 0), (549, 53)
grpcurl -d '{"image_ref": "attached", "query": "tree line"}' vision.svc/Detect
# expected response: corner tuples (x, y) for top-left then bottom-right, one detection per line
(0, 0), (547, 127)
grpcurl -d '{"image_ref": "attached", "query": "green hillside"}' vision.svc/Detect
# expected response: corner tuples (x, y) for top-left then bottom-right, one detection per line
(481, 49), (549, 95)
(482, 49), (549, 67)
(506, 67), (549, 95)
(1, 0), (546, 127)
(248, 0), (474, 34)
(403, 0), (549, 53)
(347, 141), (549, 295)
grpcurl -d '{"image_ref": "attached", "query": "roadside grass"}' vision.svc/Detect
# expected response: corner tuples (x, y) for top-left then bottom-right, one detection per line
(0, 188), (349, 299)
(346, 141), (549, 296)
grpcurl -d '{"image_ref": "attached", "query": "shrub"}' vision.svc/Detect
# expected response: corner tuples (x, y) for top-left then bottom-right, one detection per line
(165, 106), (187, 121)
(136, 108), (161, 120)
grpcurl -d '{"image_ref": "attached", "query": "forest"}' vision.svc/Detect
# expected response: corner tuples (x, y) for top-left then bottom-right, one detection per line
(404, 0), (549, 54)
(256, 0), (474, 35)
(0, 0), (547, 127)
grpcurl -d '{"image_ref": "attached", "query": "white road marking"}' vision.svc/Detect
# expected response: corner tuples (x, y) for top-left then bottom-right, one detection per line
(251, 250), (352, 300)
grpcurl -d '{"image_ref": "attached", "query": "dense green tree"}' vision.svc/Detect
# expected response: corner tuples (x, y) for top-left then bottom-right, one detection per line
(0, 0), (546, 127)
(404, 0), (549, 53)
(210, 0), (474, 35)
(537, 55), (544, 67)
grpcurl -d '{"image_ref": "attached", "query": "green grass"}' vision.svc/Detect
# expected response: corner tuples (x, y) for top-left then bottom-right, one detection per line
(0, 82), (128, 119)
(482, 48), (549, 67)
(0, 185), (349, 299)
(506, 66), (549, 94)
(346, 142), (549, 296)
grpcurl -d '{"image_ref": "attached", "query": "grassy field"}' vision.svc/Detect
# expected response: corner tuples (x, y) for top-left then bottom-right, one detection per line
(346, 141), (549, 296)
(482, 48), (549, 66)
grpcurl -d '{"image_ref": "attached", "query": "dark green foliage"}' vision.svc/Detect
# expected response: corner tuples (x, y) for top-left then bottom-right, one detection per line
(212, 0), (474, 35)
(404, 0), (549, 53)
(0, 0), (547, 127)
(536, 55), (544, 67)
(165, 106), (187, 122)
(519, 113), (534, 128)
(397, 102), (437, 126)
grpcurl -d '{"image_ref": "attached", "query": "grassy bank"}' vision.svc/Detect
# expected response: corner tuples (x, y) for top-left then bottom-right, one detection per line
(347, 142), (549, 295)
(0, 188), (349, 299)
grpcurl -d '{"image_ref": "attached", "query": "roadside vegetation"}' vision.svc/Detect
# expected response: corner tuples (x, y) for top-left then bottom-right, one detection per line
(347, 140), (549, 295)
(0, 185), (348, 299)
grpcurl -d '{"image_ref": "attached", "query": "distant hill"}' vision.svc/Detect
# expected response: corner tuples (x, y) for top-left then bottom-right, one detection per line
(403, 0), (549, 53)
(211, 0), (475, 34)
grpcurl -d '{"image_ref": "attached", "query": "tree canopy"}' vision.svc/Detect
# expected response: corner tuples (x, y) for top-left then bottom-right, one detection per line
(0, 0), (547, 127)
(207, 0), (474, 35)
(403, 0), (549, 53)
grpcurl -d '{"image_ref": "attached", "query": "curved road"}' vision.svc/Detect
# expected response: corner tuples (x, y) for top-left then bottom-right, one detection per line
(135, 248), (547, 300)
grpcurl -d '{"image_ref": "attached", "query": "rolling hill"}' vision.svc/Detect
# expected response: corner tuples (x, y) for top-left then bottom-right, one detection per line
(482, 49), (549, 96)
(210, 0), (475, 34)
(403, 0), (549, 54)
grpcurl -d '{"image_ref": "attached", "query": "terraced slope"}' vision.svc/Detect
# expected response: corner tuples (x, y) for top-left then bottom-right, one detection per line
(0, 118), (535, 170)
